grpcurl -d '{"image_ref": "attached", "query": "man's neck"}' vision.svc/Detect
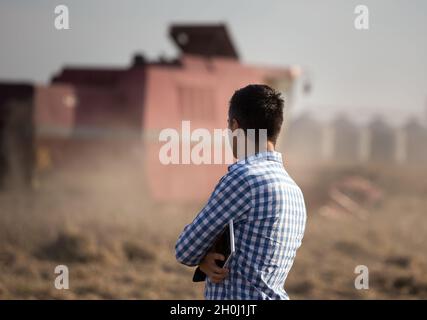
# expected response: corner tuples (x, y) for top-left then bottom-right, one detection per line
(266, 141), (275, 152)
(240, 141), (276, 159)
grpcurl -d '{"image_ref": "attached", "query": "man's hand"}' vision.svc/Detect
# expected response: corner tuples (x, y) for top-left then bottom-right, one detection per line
(199, 253), (229, 284)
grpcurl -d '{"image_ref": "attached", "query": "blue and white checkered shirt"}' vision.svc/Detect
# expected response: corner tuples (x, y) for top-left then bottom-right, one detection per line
(175, 151), (307, 300)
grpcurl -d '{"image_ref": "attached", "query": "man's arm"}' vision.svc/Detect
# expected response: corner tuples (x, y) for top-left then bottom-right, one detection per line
(175, 172), (251, 266)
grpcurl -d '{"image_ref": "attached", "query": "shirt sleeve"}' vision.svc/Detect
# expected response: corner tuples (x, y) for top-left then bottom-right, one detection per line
(175, 172), (252, 266)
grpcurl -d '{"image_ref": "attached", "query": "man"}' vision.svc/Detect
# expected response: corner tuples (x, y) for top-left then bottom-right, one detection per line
(175, 84), (307, 300)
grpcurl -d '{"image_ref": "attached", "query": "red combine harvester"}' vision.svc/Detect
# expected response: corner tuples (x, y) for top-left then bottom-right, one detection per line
(0, 24), (303, 201)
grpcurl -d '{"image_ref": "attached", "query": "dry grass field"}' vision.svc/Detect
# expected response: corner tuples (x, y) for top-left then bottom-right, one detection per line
(0, 143), (426, 299)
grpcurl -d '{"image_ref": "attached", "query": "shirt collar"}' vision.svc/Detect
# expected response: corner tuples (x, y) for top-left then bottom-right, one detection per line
(228, 151), (283, 172)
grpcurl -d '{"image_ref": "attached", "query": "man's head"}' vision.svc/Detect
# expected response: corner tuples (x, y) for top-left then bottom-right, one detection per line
(228, 84), (284, 146)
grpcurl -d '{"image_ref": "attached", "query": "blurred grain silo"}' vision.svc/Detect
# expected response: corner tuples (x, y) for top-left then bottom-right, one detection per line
(0, 83), (35, 189)
(331, 114), (360, 164)
(286, 113), (323, 164)
(404, 118), (427, 164)
(368, 117), (396, 163)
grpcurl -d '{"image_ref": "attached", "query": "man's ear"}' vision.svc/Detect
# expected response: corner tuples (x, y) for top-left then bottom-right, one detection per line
(230, 118), (239, 131)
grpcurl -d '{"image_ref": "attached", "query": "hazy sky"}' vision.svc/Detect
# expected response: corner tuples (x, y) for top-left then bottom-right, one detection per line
(1, 0), (426, 123)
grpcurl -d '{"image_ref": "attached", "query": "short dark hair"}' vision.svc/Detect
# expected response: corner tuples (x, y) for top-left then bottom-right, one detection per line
(229, 84), (284, 142)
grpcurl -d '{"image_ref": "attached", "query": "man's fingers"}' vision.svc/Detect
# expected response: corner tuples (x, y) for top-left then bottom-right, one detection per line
(207, 270), (227, 278)
(208, 270), (229, 281)
(210, 273), (228, 283)
(207, 261), (228, 274)
(209, 253), (225, 261)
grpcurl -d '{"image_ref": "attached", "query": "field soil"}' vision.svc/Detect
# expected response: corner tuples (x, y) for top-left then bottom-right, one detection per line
(1, 145), (426, 299)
